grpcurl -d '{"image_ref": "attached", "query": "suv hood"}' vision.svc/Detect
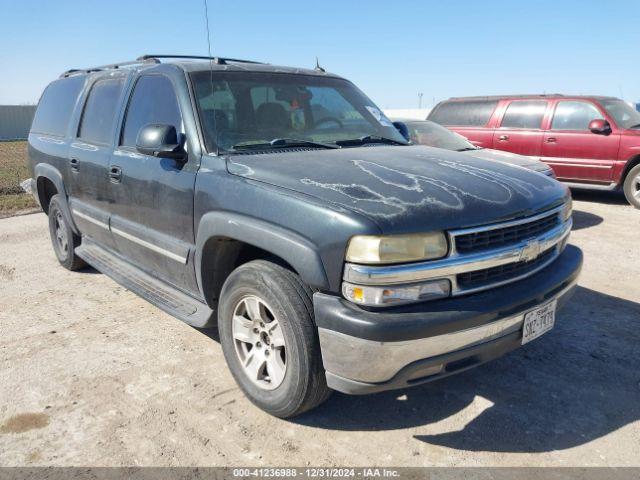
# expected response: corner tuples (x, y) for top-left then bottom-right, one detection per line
(461, 148), (551, 172)
(227, 145), (568, 233)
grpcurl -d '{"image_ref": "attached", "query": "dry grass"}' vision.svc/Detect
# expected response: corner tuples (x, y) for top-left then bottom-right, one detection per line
(0, 141), (37, 214)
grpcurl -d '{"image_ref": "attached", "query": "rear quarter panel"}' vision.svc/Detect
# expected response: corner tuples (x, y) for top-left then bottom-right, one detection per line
(28, 134), (71, 198)
(434, 100), (503, 149)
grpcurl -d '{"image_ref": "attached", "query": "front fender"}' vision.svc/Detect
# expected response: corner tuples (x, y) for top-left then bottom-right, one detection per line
(195, 211), (330, 297)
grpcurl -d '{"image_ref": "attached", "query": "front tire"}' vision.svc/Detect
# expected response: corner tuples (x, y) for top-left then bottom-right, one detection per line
(218, 260), (331, 418)
(623, 164), (640, 208)
(48, 194), (86, 271)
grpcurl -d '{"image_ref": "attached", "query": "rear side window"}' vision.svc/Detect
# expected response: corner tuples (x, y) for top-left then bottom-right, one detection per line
(500, 101), (547, 129)
(31, 76), (85, 137)
(551, 101), (602, 130)
(78, 77), (126, 144)
(429, 100), (498, 126)
(121, 75), (182, 147)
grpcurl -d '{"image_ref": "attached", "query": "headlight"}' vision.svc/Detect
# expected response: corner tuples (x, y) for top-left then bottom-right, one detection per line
(342, 279), (451, 306)
(562, 198), (572, 222)
(345, 232), (448, 264)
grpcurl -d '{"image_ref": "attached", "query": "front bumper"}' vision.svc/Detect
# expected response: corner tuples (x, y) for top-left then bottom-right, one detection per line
(314, 244), (582, 395)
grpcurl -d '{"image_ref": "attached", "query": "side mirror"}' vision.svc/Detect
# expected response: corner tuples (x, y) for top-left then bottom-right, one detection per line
(136, 124), (187, 161)
(588, 119), (611, 135)
(393, 121), (410, 142)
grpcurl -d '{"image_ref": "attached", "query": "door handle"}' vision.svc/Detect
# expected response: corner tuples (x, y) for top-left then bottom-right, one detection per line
(109, 165), (122, 183)
(498, 135), (509, 141)
(546, 137), (557, 143)
(70, 158), (80, 172)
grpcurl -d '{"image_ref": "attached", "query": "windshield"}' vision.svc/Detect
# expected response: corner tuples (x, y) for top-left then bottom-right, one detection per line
(600, 99), (640, 129)
(404, 120), (477, 151)
(190, 71), (407, 152)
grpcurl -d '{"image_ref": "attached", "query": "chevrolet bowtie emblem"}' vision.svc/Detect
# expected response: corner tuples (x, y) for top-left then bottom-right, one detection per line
(520, 240), (542, 262)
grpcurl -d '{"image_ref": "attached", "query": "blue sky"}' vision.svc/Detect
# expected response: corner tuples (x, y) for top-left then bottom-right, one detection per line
(1, 0), (639, 107)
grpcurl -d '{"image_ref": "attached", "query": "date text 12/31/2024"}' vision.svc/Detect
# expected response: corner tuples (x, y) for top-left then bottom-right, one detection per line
(232, 468), (401, 478)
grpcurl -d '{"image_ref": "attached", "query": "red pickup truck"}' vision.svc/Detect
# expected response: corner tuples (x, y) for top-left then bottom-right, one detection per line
(428, 95), (640, 208)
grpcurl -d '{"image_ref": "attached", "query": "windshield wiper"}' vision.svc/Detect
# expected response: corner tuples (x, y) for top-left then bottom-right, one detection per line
(335, 135), (408, 147)
(628, 123), (640, 129)
(232, 138), (340, 150)
(456, 147), (479, 152)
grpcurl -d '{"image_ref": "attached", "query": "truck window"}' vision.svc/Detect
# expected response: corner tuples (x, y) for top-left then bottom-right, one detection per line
(308, 87), (367, 128)
(31, 76), (85, 137)
(551, 101), (602, 130)
(120, 75), (183, 147)
(77, 77), (125, 145)
(500, 101), (547, 129)
(190, 71), (404, 152)
(428, 100), (499, 126)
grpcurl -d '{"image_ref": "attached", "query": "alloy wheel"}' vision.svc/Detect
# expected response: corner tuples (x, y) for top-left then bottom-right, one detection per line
(54, 210), (69, 256)
(231, 295), (287, 390)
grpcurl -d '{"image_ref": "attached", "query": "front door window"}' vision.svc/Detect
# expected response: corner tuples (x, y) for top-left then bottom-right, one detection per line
(551, 101), (602, 131)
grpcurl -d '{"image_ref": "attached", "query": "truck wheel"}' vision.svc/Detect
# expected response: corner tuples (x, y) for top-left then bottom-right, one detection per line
(218, 260), (331, 418)
(623, 164), (640, 208)
(48, 195), (86, 271)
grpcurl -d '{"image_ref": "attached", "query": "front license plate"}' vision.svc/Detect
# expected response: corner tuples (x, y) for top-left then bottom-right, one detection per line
(522, 300), (557, 345)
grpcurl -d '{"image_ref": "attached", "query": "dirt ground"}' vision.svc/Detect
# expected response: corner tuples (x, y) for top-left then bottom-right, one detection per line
(0, 190), (638, 467)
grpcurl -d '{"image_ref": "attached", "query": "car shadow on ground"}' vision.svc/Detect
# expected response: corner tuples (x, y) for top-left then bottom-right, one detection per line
(571, 210), (603, 230)
(295, 286), (640, 453)
(571, 189), (629, 206)
(77, 265), (101, 274)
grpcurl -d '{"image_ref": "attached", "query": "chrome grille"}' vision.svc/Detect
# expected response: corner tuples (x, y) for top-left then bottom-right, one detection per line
(454, 210), (560, 254)
(457, 247), (556, 289)
(343, 203), (572, 305)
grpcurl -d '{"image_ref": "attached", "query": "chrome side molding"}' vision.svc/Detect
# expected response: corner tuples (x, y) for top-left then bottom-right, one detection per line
(71, 208), (188, 264)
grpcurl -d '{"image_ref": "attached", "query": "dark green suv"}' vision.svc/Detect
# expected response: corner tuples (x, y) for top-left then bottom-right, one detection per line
(28, 55), (582, 417)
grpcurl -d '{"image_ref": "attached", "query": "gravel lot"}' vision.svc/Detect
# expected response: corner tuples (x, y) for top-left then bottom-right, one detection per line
(0, 190), (638, 467)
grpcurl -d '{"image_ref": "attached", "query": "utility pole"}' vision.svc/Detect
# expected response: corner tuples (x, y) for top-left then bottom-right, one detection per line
(418, 92), (423, 109)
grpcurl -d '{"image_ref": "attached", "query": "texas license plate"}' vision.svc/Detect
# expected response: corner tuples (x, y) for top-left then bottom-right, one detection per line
(522, 300), (557, 345)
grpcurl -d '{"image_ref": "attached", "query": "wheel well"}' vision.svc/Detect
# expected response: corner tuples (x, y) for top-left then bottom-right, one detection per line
(622, 155), (640, 183)
(36, 177), (58, 214)
(199, 237), (296, 308)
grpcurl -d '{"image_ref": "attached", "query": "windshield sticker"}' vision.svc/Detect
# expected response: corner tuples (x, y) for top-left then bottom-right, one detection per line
(365, 106), (394, 127)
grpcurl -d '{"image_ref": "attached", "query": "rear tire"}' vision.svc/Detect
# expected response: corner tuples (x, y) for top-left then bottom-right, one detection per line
(623, 164), (640, 209)
(218, 260), (331, 418)
(48, 194), (86, 271)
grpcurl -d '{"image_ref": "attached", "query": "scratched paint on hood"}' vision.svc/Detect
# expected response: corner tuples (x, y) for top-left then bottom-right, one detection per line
(227, 145), (568, 233)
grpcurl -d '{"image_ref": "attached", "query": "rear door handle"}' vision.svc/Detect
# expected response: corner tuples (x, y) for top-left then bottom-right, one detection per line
(70, 158), (79, 172)
(498, 135), (509, 141)
(109, 165), (122, 183)
(546, 137), (557, 143)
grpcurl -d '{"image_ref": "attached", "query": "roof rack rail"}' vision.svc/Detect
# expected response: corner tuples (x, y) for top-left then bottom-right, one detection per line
(447, 94), (566, 100)
(59, 54), (265, 79)
(59, 58), (160, 78)
(137, 54), (265, 65)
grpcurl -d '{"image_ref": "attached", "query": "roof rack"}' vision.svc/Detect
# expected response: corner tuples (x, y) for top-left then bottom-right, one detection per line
(447, 94), (566, 100)
(136, 54), (265, 65)
(59, 54), (266, 78)
(59, 58), (160, 78)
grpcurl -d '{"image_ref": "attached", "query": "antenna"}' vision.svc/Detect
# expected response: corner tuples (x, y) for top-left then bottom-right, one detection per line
(203, 0), (218, 154)
(315, 56), (325, 72)
(203, 0), (214, 60)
